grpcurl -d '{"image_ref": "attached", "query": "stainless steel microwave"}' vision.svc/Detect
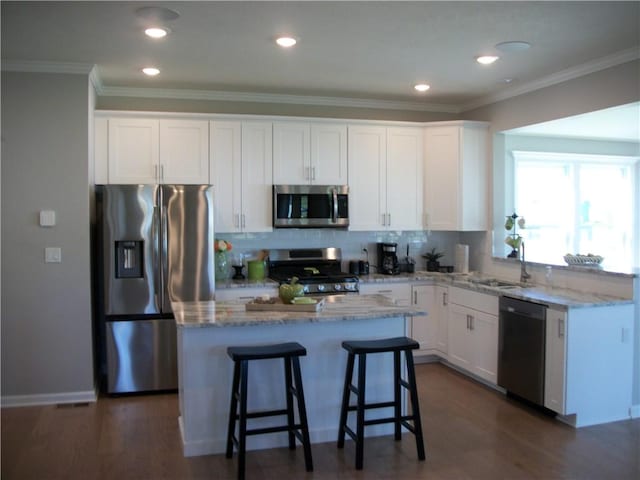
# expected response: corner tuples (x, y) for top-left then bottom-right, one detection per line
(273, 185), (349, 228)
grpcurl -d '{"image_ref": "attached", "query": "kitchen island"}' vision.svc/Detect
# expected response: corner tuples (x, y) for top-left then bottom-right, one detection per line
(173, 294), (425, 457)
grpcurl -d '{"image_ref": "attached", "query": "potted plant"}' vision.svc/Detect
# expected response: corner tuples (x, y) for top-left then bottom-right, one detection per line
(422, 248), (444, 272)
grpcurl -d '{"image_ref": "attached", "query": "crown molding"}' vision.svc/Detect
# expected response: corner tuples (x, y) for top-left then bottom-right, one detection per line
(460, 46), (640, 112)
(98, 85), (462, 113)
(1, 60), (95, 75)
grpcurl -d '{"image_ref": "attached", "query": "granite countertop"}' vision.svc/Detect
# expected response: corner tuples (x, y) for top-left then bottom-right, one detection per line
(215, 271), (632, 311)
(173, 294), (425, 328)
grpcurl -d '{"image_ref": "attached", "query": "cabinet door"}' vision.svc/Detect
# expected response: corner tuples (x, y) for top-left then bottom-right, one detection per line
(241, 122), (273, 233)
(435, 286), (449, 355)
(108, 118), (159, 184)
(160, 119), (209, 184)
(448, 304), (473, 371)
(411, 285), (438, 351)
(311, 124), (348, 185)
(273, 122), (311, 184)
(359, 283), (411, 306)
(386, 127), (424, 230)
(347, 125), (386, 231)
(545, 308), (567, 414)
(215, 286), (279, 302)
(210, 121), (242, 233)
(470, 310), (498, 384)
(424, 126), (460, 230)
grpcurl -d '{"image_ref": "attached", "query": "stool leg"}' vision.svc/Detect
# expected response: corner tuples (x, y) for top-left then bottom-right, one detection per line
(393, 350), (402, 441)
(337, 352), (355, 448)
(405, 351), (426, 461)
(237, 360), (249, 480)
(355, 353), (367, 470)
(226, 360), (241, 459)
(292, 356), (314, 472)
(284, 357), (296, 450)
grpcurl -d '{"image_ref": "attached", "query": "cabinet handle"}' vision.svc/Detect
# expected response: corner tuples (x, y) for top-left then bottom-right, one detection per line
(413, 290), (417, 304)
(381, 214), (386, 226)
(154, 165), (159, 182)
(558, 318), (565, 337)
(234, 213), (240, 228)
(466, 314), (470, 329)
(241, 214), (246, 228)
(387, 213), (391, 226)
(442, 292), (448, 306)
(311, 166), (316, 181)
(305, 166), (310, 181)
(160, 164), (164, 182)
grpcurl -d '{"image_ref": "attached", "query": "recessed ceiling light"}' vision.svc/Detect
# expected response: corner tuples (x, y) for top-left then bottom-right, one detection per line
(476, 55), (499, 65)
(145, 27), (169, 39)
(142, 67), (160, 76)
(501, 78), (515, 84)
(414, 84), (430, 92)
(276, 36), (297, 48)
(495, 41), (531, 52)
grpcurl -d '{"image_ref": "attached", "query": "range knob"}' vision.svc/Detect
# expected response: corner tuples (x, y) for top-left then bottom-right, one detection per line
(317, 284), (326, 292)
(334, 284), (343, 291)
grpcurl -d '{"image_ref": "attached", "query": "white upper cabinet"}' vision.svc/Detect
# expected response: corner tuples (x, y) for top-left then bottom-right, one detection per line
(348, 125), (423, 231)
(160, 119), (209, 184)
(424, 122), (488, 231)
(100, 116), (209, 184)
(273, 121), (347, 185)
(210, 120), (273, 233)
(107, 117), (159, 184)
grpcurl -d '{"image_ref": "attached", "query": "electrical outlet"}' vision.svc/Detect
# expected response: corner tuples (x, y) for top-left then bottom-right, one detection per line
(45, 247), (62, 263)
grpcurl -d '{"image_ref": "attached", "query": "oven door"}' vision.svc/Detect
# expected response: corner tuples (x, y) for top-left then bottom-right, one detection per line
(273, 185), (348, 228)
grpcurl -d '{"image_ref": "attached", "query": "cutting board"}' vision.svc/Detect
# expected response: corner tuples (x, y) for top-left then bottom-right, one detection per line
(245, 297), (326, 312)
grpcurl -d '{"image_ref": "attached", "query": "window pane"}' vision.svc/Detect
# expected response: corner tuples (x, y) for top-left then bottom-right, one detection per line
(515, 161), (572, 264)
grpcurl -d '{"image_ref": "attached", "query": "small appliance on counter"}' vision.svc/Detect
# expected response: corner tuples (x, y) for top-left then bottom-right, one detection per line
(377, 242), (400, 275)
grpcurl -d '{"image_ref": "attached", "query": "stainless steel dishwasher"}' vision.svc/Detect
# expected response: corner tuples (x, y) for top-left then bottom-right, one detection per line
(498, 296), (547, 406)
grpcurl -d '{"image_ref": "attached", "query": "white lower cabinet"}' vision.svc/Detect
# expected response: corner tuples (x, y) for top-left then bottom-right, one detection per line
(215, 286), (278, 303)
(410, 285), (448, 357)
(447, 287), (499, 384)
(358, 283), (411, 306)
(544, 304), (634, 427)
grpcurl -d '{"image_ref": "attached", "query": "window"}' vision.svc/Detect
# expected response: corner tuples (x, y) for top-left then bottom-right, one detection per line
(512, 151), (638, 270)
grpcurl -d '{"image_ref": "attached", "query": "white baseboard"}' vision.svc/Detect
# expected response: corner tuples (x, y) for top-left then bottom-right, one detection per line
(1, 389), (97, 408)
(630, 404), (640, 419)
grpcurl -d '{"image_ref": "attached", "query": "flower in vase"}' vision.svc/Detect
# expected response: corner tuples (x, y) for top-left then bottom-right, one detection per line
(215, 239), (232, 253)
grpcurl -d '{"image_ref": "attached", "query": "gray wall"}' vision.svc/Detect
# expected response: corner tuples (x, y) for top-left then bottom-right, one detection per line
(464, 59), (640, 408)
(1, 72), (94, 399)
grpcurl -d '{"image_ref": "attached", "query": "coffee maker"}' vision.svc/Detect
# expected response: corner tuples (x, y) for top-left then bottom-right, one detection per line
(377, 242), (400, 275)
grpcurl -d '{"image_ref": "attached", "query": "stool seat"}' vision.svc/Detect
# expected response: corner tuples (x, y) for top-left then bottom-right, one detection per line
(226, 341), (313, 480)
(337, 335), (425, 470)
(342, 337), (419, 354)
(227, 342), (307, 361)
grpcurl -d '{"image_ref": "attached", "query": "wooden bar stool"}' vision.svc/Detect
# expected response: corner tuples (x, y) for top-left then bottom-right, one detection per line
(337, 336), (426, 470)
(225, 342), (313, 480)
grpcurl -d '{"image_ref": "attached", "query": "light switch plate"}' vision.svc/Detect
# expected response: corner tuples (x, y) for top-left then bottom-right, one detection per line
(45, 247), (62, 263)
(40, 210), (56, 227)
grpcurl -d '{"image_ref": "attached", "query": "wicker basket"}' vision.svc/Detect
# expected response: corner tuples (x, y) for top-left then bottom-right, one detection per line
(563, 254), (604, 266)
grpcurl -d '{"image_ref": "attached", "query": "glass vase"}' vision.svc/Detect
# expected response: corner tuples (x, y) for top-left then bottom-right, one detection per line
(215, 251), (229, 281)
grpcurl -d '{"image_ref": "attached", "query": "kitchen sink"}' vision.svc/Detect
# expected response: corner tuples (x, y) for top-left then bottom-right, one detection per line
(471, 279), (522, 289)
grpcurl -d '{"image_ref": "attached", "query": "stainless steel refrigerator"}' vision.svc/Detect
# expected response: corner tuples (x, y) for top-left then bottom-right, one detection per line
(95, 184), (215, 394)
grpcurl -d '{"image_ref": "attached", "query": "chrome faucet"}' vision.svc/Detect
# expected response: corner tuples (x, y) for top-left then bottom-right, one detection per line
(520, 241), (531, 283)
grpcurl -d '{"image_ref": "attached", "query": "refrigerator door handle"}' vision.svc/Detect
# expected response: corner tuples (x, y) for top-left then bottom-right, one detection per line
(152, 204), (161, 310)
(160, 193), (169, 310)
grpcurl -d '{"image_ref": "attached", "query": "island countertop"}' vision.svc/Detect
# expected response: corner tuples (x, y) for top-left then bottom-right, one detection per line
(172, 294), (425, 328)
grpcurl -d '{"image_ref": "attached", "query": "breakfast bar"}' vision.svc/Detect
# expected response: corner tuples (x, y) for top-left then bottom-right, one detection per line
(172, 294), (425, 457)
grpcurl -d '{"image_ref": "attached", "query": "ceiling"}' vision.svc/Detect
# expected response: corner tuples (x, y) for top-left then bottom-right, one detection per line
(2, 1), (639, 113)
(505, 102), (640, 142)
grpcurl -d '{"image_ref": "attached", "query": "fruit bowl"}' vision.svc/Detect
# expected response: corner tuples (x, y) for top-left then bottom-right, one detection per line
(564, 254), (604, 266)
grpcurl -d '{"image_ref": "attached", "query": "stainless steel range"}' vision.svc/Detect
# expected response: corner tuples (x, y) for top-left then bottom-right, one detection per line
(268, 248), (359, 295)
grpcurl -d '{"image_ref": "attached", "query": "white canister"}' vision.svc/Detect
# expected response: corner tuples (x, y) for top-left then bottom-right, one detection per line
(454, 244), (469, 273)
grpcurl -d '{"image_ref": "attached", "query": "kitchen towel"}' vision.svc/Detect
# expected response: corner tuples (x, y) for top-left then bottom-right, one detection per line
(455, 244), (469, 274)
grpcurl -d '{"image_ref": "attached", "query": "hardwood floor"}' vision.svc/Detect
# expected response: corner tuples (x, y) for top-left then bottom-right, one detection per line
(2, 363), (639, 479)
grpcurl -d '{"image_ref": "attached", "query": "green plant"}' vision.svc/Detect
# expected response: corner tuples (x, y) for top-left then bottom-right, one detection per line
(422, 248), (444, 262)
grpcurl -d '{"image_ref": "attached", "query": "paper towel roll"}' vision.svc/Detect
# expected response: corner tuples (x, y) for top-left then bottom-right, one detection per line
(455, 244), (469, 273)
